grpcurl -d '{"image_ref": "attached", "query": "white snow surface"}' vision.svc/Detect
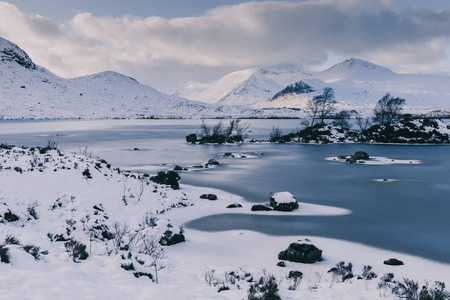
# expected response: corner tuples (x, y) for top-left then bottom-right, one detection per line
(189, 58), (450, 116)
(0, 147), (449, 299)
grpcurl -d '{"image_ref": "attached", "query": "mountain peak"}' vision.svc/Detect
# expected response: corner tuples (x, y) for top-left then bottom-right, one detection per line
(318, 58), (395, 82)
(0, 36), (35, 69)
(70, 70), (140, 85)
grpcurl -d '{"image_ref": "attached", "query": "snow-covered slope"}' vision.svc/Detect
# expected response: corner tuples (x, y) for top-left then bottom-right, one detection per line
(189, 68), (312, 106)
(193, 58), (450, 116)
(0, 37), (218, 119)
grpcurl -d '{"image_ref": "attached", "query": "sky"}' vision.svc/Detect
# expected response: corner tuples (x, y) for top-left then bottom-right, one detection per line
(0, 0), (450, 94)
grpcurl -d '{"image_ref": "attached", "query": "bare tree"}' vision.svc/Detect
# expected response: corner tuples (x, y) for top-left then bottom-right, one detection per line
(199, 119), (211, 138)
(354, 111), (371, 132)
(306, 87), (337, 126)
(373, 93), (406, 126)
(139, 234), (165, 284)
(332, 110), (355, 130)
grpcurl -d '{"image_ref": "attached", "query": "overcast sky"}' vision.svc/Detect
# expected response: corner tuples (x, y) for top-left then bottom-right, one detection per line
(1, 0), (449, 94)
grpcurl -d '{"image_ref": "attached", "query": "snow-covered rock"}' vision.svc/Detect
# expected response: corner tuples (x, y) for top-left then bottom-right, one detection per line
(270, 192), (299, 211)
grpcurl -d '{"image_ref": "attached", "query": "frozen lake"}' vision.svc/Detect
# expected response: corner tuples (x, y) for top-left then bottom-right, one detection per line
(1, 119), (449, 263)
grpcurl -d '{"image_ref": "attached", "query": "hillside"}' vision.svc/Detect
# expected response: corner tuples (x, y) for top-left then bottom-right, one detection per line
(193, 58), (450, 116)
(188, 68), (312, 106)
(0, 37), (306, 119)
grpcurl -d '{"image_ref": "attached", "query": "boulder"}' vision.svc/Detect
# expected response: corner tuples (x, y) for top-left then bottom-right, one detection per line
(288, 271), (303, 279)
(269, 192), (299, 212)
(383, 258), (404, 266)
(185, 133), (197, 144)
(160, 232), (185, 246)
(226, 203), (242, 208)
(199, 194), (218, 201)
(277, 261), (286, 267)
(207, 159), (220, 166)
(251, 204), (272, 211)
(337, 155), (347, 159)
(351, 151), (369, 160)
(173, 165), (183, 171)
(278, 243), (322, 264)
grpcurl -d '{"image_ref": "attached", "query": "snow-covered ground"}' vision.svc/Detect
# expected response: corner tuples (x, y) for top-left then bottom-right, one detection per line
(0, 146), (449, 299)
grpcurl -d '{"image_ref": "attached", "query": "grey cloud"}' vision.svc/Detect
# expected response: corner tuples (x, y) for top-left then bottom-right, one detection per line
(1, 1), (450, 93)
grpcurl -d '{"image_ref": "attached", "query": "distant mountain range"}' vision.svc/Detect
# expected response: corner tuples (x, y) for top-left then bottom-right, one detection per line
(186, 58), (450, 116)
(1, 37), (304, 119)
(1, 36), (449, 119)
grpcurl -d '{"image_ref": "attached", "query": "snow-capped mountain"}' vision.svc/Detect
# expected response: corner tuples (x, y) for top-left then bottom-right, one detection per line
(192, 58), (450, 115)
(188, 68), (312, 106)
(0, 37), (219, 119)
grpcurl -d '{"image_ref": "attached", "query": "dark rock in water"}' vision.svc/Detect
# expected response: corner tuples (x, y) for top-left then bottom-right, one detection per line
(200, 194), (217, 200)
(288, 271), (303, 279)
(185, 133), (197, 144)
(346, 157), (357, 163)
(277, 261), (286, 267)
(224, 152), (234, 157)
(383, 258), (404, 266)
(193, 165), (204, 168)
(173, 165), (183, 171)
(133, 148), (139, 151)
(358, 160), (365, 164)
(269, 192), (299, 212)
(383, 178), (388, 182)
(337, 155), (347, 159)
(278, 243), (322, 264)
(251, 204), (272, 211)
(351, 151), (369, 160)
(226, 203), (242, 208)
(207, 159), (220, 165)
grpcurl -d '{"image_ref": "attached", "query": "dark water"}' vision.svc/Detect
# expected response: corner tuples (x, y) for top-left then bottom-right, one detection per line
(1, 119), (449, 263)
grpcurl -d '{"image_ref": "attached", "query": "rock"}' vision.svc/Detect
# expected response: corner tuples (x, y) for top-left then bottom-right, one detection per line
(337, 155), (347, 159)
(288, 271), (303, 279)
(160, 232), (185, 246)
(199, 194), (218, 200)
(133, 148), (139, 151)
(351, 151), (369, 160)
(173, 165), (183, 171)
(224, 152), (234, 157)
(278, 243), (322, 264)
(251, 204), (272, 211)
(269, 192), (299, 212)
(383, 258), (404, 266)
(346, 157), (357, 163)
(185, 133), (197, 144)
(277, 261), (286, 267)
(149, 171), (181, 190)
(207, 159), (220, 165)
(226, 203), (242, 208)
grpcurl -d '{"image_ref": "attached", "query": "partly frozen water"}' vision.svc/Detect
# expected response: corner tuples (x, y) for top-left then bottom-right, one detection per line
(1, 119), (449, 263)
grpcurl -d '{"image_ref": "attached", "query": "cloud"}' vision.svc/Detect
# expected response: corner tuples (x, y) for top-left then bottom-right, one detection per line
(1, 0), (450, 93)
